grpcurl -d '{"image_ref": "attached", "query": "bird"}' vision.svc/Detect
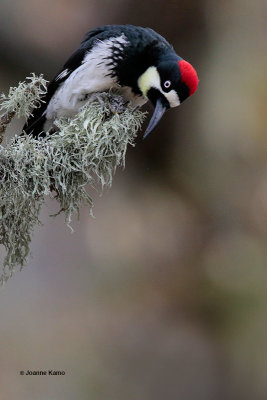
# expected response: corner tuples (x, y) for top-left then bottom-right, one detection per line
(23, 24), (199, 139)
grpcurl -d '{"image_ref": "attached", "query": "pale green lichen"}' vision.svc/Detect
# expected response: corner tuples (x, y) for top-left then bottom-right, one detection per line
(0, 73), (48, 119)
(0, 78), (146, 283)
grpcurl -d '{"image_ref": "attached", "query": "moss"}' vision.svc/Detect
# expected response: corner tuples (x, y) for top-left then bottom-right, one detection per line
(0, 78), (146, 282)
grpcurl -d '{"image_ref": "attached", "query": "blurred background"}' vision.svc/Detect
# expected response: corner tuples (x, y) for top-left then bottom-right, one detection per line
(0, 0), (266, 399)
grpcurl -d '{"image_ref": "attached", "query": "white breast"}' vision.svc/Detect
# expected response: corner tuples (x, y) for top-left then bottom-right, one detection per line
(45, 34), (146, 122)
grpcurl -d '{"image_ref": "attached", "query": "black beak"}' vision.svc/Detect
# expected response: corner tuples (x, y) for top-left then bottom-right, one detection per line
(143, 97), (168, 139)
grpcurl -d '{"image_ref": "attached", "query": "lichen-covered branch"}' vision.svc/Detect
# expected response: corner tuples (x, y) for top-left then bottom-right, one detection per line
(0, 73), (48, 120)
(0, 76), (146, 283)
(0, 73), (48, 144)
(0, 111), (15, 143)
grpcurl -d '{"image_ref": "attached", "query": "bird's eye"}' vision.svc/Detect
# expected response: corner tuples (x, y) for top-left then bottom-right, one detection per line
(163, 80), (171, 89)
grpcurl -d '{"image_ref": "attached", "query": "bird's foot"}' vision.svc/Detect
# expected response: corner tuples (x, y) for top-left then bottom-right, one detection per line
(82, 92), (128, 120)
(107, 94), (129, 114)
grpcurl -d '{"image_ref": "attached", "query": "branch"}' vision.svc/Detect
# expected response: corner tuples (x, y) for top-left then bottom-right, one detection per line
(0, 76), (146, 283)
(0, 111), (15, 143)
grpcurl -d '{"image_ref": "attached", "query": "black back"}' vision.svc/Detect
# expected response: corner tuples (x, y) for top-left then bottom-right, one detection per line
(23, 25), (174, 136)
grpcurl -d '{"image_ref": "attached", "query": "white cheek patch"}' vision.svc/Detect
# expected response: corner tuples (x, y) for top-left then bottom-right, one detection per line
(138, 66), (161, 97)
(138, 66), (180, 108)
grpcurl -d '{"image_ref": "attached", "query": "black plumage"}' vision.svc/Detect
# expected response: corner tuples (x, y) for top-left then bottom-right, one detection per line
(23, 24), (198, 138)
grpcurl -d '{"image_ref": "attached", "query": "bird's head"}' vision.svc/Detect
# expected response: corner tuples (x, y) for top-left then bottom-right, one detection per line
(138, 58), (199, 138)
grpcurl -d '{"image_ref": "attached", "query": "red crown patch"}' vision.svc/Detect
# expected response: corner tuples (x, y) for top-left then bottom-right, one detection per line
(178, 60), (199, 96)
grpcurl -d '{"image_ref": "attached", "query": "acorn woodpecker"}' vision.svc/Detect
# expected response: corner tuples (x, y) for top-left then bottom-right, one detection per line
(23, 24), (199, 138)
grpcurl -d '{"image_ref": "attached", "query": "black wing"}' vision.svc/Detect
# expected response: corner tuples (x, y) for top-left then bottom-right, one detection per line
(23, 25), (131, 137)
(23, 25), (171, 137)
(22, 27), (115, 137)
(23, 47), (88, 136)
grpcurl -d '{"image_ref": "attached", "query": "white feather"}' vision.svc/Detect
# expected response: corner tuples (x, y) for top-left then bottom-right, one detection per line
(45, 35), (146, 122)
(55, 69), (69, 81)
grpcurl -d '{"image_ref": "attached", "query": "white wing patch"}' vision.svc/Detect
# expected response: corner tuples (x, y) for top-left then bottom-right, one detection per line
(46, 34), (132, 120)
(55, 69), (70, 81)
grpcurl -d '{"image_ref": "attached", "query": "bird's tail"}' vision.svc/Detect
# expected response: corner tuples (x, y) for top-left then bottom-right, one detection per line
(23, 109), (47, 137)
(22, 78), (60, 137)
